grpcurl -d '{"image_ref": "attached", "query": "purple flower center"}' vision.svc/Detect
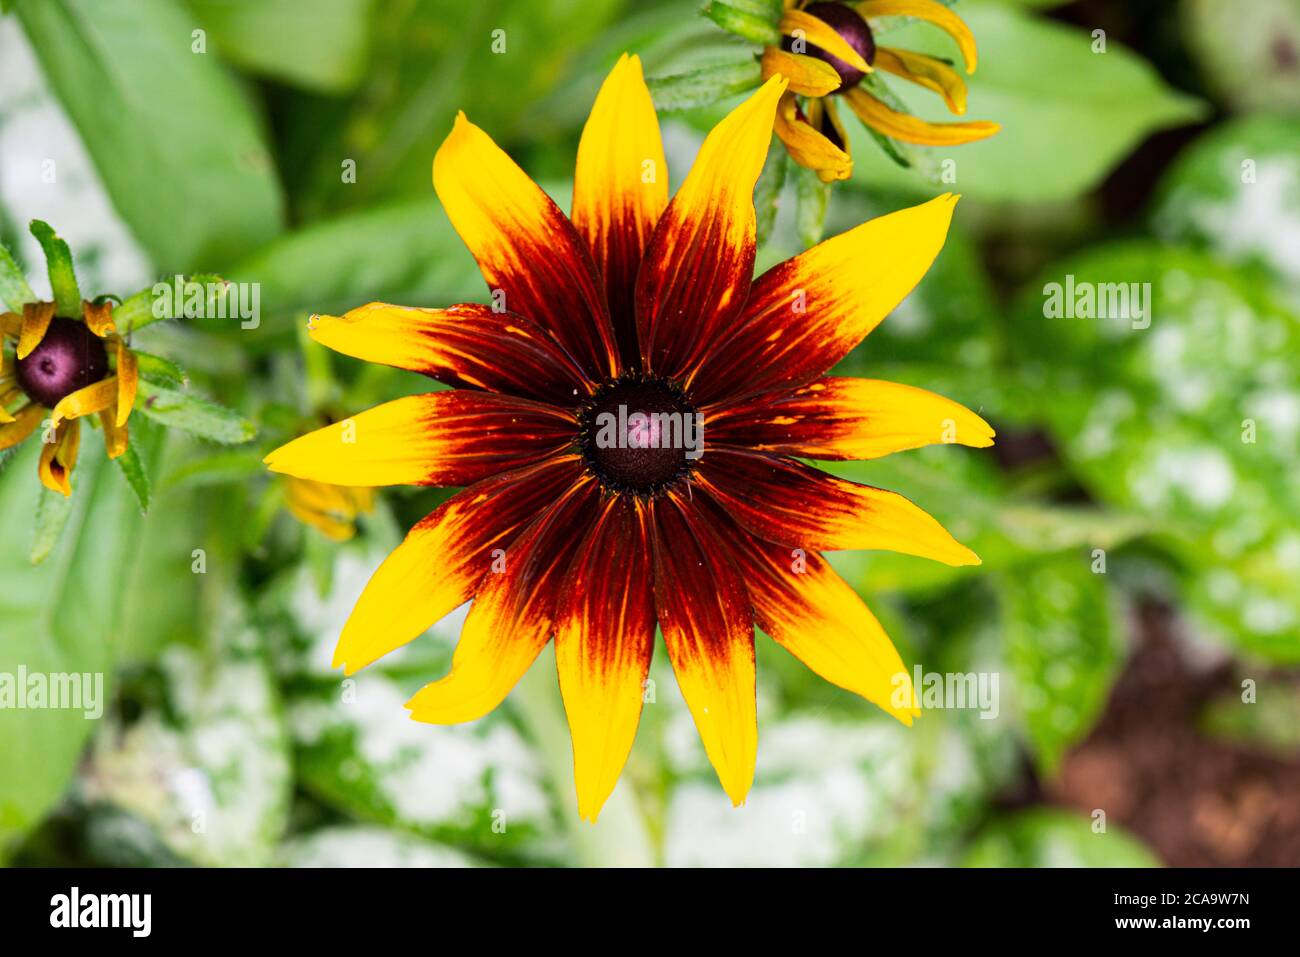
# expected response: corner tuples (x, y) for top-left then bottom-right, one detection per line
(15, 316), (108, 408)
(784, 1), (877, 92)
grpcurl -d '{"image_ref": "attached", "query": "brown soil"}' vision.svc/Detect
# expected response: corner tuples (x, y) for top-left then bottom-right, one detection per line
(1050, 602), (1300, 866)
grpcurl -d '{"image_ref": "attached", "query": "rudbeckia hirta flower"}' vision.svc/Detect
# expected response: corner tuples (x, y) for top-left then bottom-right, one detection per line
(265, 53), (993, 820)
(1, 298), (138, 495)
(764, 0), (1000, 181)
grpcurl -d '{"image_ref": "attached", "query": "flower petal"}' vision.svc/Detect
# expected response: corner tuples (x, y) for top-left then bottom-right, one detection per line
(780, 8), (872, 75)
(307, 303), (590, 404)
(843, 88), (998, 145)
(649, 490), (756, 806)
(82, 299), (116, 337)
(761, 47), (841, 97)
(0, 402), (42, 449)
(1, 311), (20, 338)
(406, 477), (600, 724)
(114, 338), (137, 427)
(706, 376), (994, 459)
(332, 455), (583, 675)
(284, 476), (364, 541)
(49, 375), (117, 429)
(692, 194), (958, 404)
(774, 92), (853, 183)
(856, 0), (978, 72)
(263, 390), (575, 488)
(17, 301), (54, 360)
(875, 46), (968, 114)
(697, 448), (980, 565)
(98, 407), (129, 459)
(572, 53), (668, 368)
(636, 76), (787, 381)
(39, 419), (80, 497)
(434, 112), (619, 381)
(720, 518), (919, 724)
(555, 494), (656, 822)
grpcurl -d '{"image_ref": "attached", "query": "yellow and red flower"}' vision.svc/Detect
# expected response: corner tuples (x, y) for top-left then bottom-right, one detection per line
(764, 0), (1000, 181)
(282, 474), (375, 542)
(0, 298), (138, 495)
(265, 54), (993, 820)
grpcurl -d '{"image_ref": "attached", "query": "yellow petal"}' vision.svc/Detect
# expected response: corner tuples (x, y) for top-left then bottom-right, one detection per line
(875, 45), (968, 114)
(650, 493), (757, 806)
(17, 301), (54, 360)
(39, 419), (80, 497)
(780, 8), (872, 75)
(406, 480), (599, 724)
(729, 532), (919, 724)
(572, 52), (668, 353)
(638, 75), (787, 379)
(98, 407), (129, 459)
(844, 87), (999, 145)
(693, 194), (960, 404)
(284, 476), (360, 541)
(82, 299), (116, 337)
(115, 338), (138, 427)
(49, 376), (117, 429)
(1, 311), (21, 338)
(433, 112), (619, 380)
(555, 496), (656, 822)
(773, 91), (853, 182)
(761, 46), (842, 96)
(0, 402), (42, 449)
(332, 456), (581, 674)
(857, 0), (979, 72)
(706, 376), (995, 460)
(263, 390), (575, 488)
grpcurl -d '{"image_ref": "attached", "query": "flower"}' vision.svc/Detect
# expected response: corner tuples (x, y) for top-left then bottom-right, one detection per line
(0, 298), (138, 495)
(264, 53), (993, 820)
(763, 0), (1000, 182)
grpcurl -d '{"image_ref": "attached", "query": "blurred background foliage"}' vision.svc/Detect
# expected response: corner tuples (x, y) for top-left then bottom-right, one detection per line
(1, 0), (1298, 867)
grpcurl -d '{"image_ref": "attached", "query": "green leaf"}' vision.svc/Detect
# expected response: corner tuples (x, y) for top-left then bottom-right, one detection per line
(1152, 114), (1300, 292)
(794, 164), (831, 248)
(962, 809), (1160, 867)
(225, 200), (484, 323)
(1009, 242), (1300, 662)
(0, 242), (36, 312)
(186, 0), (375, 93)
(754, 145), (788, 248)
(163, 447), (265, 488)
(110, 274), (226, 335)
(702, 2), (781, 45)
(112, 443), (151, 514)
(849, 1), (1207, 201)
(649, 58), (764, 112)
(0, 446), (150, 855)
(295, 0), (624, 214)
(135, 378), (257, 445)
(997, 553), (1123, 775)
(14, 0), (284, 270)
(27, 220), (80, 317)
(30, 486), (74, 566)
(131, 351), (189, 389)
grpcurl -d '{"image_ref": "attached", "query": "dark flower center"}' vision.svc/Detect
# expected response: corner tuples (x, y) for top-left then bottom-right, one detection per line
(784, 1), (877, 92)
(578, 375), (701, 494)
(14, 316), (108, 408)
